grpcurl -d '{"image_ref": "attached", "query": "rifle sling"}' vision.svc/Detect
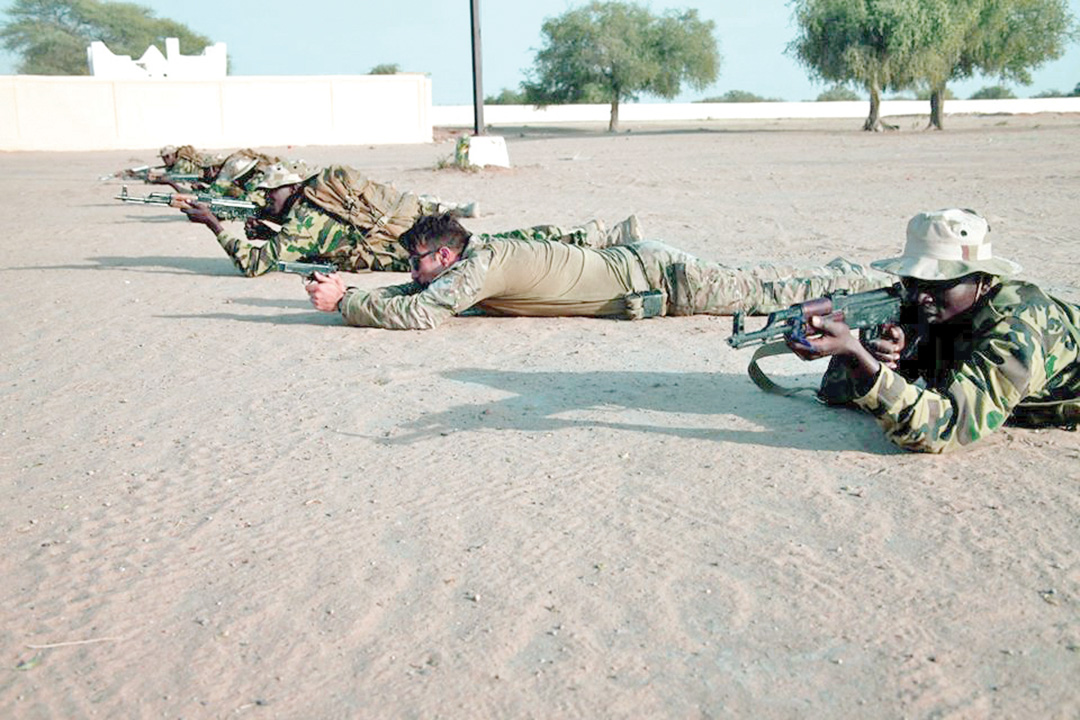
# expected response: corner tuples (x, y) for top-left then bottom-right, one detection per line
(747, 341), (818, 397)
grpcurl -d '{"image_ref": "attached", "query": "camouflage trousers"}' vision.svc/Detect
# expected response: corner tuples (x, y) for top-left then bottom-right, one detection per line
(628, 241), (893, 316)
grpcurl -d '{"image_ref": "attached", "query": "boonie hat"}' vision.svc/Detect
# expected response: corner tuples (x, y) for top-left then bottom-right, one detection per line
(870, 208), (1021, 280)
(159, 145), (178, 156)
(256, 162), (317, 189)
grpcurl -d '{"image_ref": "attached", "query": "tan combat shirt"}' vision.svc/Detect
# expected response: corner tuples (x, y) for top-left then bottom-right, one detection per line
(340, 237), (652, 329)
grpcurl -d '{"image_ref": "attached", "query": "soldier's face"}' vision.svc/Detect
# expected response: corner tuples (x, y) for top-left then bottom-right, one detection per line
(409, 244), (452, 286)
(902, 275), (983, 324)
(264, 185), (294, 218)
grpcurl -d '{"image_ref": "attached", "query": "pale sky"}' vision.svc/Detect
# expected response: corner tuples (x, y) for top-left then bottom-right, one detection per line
(1, 1), (1078, 102)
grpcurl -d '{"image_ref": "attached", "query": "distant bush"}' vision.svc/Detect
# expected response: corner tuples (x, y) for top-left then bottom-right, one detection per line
(1031, 89), (1064, 98)
(699, 90), (782, 103)
(1073, 82), (1080, 97)
(485, 87), (528, 105)
(969, 85), (1016, 100)
(369, 63), (400, 75)
(816, 85), (860, 101)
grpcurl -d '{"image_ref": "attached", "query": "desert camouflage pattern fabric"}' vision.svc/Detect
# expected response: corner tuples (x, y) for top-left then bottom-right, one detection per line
(206, 149), (283, 200)
(340, 237), (890, 330)
(215, 213), (584, 278)
(820, 280), (1080, 452)
(167, 145), (224, 177)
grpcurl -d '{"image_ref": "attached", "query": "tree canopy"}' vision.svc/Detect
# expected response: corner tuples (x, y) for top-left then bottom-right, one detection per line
(521, 1), (720, 131)
(788, 0), (1074, 131)
(1, 0), (215, 75)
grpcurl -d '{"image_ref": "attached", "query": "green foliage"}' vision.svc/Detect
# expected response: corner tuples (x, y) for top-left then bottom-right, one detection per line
(522, 1), (721, 130)
(369, 63), (400, 75)
(0, 0), (214, 75)
(1074, 82), (1080, 97)
(699, 89), (780, 103)
(969, 84), (1016, 99)
(1030, 88), (1064, 98)
(949, 0), (1073, 86)
(484, 87), (528, 105)
(816, 84), (861, 101)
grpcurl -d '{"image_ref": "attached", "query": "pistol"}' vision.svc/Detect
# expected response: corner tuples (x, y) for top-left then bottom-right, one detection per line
(275, 261), (337, 278)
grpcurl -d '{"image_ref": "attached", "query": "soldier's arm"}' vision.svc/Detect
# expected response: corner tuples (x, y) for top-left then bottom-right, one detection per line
(215, 229), (279, 277)
(850, 315), (1045, 453)
(340, 253), (491, 330)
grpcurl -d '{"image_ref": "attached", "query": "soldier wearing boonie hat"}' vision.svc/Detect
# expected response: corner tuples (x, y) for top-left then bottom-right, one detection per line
(800, 208), (1080, 453)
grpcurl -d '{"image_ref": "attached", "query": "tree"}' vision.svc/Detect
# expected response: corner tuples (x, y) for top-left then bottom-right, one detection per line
(485, 87), (527, 105)
(369, 63), (400, 75)
(521, 1), (720, 131)
(816, 84), (860, 101)
(969, 84), (1016, 99)
(788, 0), (953, 131)
(699, 89), (780, 102)
(1, 0), (214, 75)
(923, 0), (1073, 129)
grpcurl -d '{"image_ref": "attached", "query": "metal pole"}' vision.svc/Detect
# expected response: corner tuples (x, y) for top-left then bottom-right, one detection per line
(470, 0), (485, 135)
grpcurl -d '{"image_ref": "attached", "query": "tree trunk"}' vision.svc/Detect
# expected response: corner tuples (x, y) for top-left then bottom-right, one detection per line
(862, 81), (897, 132)
(928, 85), (946, 130)
(608, 98), (619, 133)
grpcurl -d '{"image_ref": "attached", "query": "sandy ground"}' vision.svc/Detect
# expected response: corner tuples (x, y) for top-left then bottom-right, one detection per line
(1, 114), (1079, 719)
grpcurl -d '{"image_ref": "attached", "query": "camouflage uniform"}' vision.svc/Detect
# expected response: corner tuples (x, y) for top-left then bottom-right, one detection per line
(339, 237), (889, 330)
(205, 150), (285, 201)
(819, 280), (1080, 452)
(213, 165), (476, 277)
(165, 145), (224, 178)
(216, 211), (601, 278)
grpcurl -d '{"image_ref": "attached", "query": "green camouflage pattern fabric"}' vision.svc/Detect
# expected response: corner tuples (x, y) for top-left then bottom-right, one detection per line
(206, 150), (284, 200)
(822, 280), (1080, 453)
(340, 238), (891, 330)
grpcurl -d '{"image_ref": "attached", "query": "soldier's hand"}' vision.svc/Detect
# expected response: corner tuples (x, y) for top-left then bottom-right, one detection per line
(244, 217), (274, 240)
(865, 323), (906, 369)
(180, 201), (224, 234)
(787, 314), (861, 361)
(306, 271), (346, 313)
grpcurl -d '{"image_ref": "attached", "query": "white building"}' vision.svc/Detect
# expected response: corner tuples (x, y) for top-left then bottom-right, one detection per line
(87, 37), (227, 79)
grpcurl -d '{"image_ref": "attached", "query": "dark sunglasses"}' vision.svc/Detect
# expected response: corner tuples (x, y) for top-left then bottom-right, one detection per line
(408, 248), (439, 270)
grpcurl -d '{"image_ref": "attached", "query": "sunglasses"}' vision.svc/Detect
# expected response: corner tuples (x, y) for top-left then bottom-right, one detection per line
(408, 248), (439, 270)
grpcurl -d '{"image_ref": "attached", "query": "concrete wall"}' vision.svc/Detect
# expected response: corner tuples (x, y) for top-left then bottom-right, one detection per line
(432, 97), (1080, 127)
(0, 74), (433, 151)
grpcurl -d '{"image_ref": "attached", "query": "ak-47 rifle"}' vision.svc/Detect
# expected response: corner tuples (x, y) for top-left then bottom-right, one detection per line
(727, 285), (905, 395)
(275, 260), (337, 278)
(114, 186), (257, 221)
(121, 165), (201, 183)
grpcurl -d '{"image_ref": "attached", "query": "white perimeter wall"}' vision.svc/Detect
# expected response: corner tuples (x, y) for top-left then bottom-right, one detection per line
(0, 74), (433, 151)
(2, 75), (1079, 151)
(433, 97), (1080, 126)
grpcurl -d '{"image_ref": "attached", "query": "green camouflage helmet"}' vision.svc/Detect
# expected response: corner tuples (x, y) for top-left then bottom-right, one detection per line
(871, 208), (1022, 280)
(256, 162), (317, 190)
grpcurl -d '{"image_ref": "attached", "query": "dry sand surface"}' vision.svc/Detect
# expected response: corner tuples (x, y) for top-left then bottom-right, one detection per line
(2, 114), (1079, 719)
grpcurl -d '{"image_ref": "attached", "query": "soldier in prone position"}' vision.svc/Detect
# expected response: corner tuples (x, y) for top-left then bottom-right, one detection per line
(180, 164), (480, 277)
(788, 208), (1080, 453)
(304, 212), (891, 330)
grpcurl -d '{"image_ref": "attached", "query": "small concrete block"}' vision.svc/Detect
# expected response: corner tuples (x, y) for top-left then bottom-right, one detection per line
(455, 135), (511, 168)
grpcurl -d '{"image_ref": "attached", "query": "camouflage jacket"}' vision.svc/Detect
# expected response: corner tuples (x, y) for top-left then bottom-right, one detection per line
(340, 236), (648, 329)
(216, 192), (412, 277)
(821, 280), (1080, 452)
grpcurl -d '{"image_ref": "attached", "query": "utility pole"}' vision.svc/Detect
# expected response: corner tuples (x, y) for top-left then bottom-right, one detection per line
(470, 0), (485, 135)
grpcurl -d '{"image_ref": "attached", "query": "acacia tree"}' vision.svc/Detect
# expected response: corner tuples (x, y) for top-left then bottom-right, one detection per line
(1, 0), (214, 75)
(924, 0), (1074, 129)
(522, 1), (720, 132)
(788, 0), (952, 131)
